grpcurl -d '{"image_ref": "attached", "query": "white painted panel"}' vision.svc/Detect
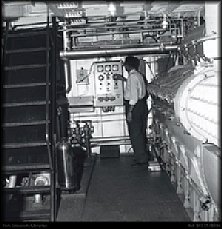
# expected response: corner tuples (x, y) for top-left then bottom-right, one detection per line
(68, 59), (96, 98)
(70, 106), (127, 139)
(205, 2), (220, 36)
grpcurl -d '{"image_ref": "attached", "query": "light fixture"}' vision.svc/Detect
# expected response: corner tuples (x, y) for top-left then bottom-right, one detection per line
(162, 14), (168, 29)
(108, 2), (116, 17)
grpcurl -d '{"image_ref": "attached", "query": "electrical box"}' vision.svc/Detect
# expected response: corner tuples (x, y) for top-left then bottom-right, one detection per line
(94, 61), (123, 107)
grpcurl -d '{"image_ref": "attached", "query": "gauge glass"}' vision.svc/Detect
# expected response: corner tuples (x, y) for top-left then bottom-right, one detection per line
(112, 64), (119, 71)
(105, 65), (111, 72)
(97, 65), (103, 72)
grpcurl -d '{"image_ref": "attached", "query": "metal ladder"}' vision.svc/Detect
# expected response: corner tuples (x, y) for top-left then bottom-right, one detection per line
(1, 20), (57, 222)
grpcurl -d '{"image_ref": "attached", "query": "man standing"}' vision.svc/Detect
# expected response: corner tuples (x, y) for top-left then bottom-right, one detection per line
(114, 56), (148, 166)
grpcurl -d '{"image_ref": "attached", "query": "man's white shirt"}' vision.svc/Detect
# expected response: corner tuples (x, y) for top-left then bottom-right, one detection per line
(124, 69), (146, 105)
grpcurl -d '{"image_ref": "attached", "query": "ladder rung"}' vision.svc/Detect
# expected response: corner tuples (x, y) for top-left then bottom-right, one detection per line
(3, 83), (48, 89)
(3, 186), (51, 194)
(6, 47), (48, 54)
(2, 142), (49, 148)
(2, 164), (51, 173)
(4, 64), (47, 71)
(2, 121), (49, 127)
(2, 101), (50, 107)
(7, 30), (47, 38)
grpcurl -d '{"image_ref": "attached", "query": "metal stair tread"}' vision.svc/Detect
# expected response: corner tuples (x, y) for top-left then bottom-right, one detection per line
(4, 64), (47, 71)
(7, 30), (47, 38)
(2, 120), (50, 127)
(2, 101), (50, 107)
(3, 83), (50, 89)
(3, 186), (51, 194)
(5, 47), (48, 54)
(2, 142), (50, 148)
(2, 164), (51, 172)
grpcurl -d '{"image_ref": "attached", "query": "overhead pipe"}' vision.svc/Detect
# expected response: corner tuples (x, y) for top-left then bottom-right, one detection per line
(60, 44), (179, 60)
(69, 28), (167, 37)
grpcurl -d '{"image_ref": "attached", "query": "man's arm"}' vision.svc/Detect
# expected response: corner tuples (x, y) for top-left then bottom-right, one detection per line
(126, 104), (134, 123)
(126, 75), (139, 122)
(113, 74), (127, 82)
(128, 104), (134, 113)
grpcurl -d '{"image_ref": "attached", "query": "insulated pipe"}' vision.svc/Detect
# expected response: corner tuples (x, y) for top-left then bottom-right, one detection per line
(63, 58), (72, 94)
(60, 44), (178, 60)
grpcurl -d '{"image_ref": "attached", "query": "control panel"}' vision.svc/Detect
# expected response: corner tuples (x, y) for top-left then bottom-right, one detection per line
(94, 61), (123, 107)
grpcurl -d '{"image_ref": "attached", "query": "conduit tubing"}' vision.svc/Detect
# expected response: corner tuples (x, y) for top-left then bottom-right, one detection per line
(60, 44), (178, 60)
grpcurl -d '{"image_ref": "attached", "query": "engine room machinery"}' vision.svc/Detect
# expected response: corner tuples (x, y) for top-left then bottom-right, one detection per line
(60, 24), (220, 223)
(66, 58), (129, 155)
(2, 1), (220, 223)
(147, 60), (220, 221)
(59, 1), (220, 220)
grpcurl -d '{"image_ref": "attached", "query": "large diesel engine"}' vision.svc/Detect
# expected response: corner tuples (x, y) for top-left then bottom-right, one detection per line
(148, 61), (220, 221)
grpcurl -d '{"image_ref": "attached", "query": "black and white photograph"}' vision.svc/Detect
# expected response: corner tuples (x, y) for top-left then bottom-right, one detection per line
(1, 0), (221, 225)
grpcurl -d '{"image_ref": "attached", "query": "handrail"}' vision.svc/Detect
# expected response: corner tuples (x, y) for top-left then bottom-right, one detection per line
(51, 16), (58, 222)
(45, 8), (55, 222)
(45, 11), (52, 169)
(2, 21), (10, 67)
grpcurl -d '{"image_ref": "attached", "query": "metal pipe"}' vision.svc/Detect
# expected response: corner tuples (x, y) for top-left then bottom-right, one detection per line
(69, 28), (167, 37)
(91, 136), (130, 142)
(60, 44), (178, 60)
(64, 19), (166, 28)
(63, 59), (72, 93)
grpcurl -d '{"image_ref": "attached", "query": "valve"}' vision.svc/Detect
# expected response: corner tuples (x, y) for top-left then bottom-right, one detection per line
(200, 195), (211, 211)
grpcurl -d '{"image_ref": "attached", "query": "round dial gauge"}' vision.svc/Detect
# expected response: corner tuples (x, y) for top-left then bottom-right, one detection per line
(105, 65), (111, 72)
(97, 65), (103, 72)
(112, 64), (119, 71)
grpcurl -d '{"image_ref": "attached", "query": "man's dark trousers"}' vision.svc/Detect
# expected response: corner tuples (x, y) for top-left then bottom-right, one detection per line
(125, 97), (148, 163)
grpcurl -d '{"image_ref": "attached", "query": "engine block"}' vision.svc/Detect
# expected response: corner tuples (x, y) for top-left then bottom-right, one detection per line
(148, 63), (220, 221)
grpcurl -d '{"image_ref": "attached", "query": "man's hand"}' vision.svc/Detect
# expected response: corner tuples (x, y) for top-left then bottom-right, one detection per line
(126, 111), (132, 123)
(126, 104), (134, 123)
(113, 74), (126, 81)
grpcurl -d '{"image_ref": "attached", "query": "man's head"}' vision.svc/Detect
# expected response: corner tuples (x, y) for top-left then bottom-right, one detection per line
(123, 56), (140, 72)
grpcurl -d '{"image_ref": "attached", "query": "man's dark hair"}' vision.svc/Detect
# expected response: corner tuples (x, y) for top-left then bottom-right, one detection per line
(123, 56), (140, 70)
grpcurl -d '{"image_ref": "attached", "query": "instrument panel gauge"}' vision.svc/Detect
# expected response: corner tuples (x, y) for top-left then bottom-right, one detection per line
(112, 64), (119, 71)
(97, 65), (103, 72)
(105, 65), (111, 72)
(98, 75), (104, 81)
